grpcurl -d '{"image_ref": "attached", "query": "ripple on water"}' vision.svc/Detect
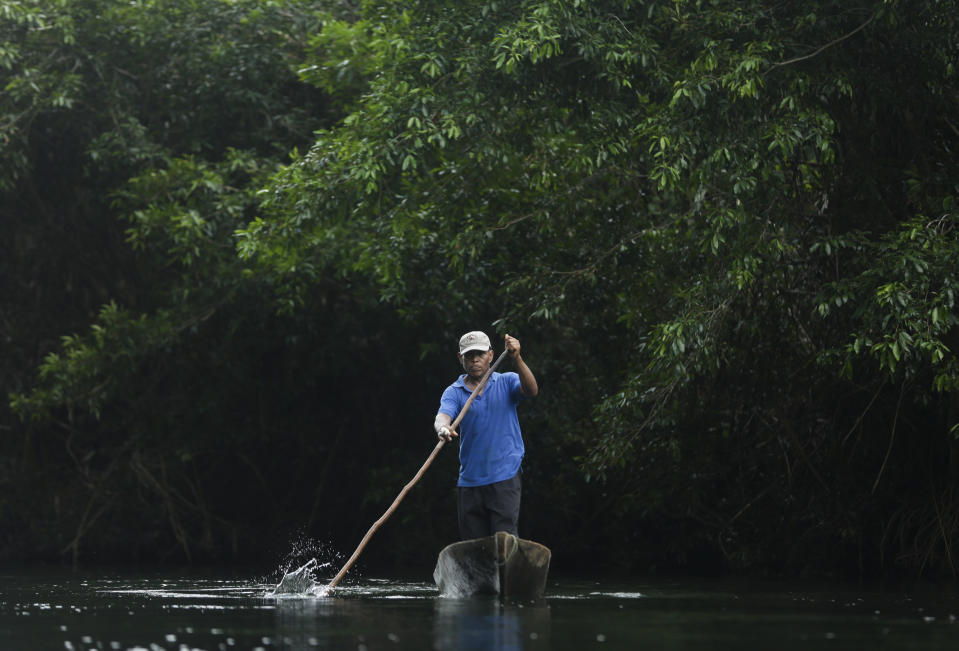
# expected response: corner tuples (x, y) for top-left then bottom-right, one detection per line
(589, 591), (646, 599)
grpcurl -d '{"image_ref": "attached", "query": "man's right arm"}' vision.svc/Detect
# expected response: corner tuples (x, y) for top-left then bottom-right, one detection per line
(434, 412), (457, 441)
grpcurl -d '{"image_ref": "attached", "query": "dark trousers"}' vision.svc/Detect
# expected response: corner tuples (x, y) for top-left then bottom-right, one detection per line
(457, 472), (521, 540)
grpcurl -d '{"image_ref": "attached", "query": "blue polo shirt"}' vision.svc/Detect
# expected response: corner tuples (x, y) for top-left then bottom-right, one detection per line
(438, 371), (527, 487)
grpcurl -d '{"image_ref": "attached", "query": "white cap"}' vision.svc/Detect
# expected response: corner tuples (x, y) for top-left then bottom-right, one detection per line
(458, 331), (492, 355)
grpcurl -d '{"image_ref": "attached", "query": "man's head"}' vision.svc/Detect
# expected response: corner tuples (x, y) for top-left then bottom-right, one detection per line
(458, 331), (493, 376)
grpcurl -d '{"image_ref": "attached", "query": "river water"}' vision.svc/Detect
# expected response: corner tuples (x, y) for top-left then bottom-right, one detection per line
(3, 565), (959, 650)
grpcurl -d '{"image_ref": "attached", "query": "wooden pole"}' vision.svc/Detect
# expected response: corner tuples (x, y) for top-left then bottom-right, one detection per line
(325, 348), (510, 593)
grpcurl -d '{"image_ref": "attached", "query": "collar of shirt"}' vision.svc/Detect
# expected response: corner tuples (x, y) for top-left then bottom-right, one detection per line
(453, 372), (500, 390)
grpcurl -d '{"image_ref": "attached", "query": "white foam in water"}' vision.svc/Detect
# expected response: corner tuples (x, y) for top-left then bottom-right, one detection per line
(589, 591), (645, 599)
(272, 559), (319, 595)
(268, 533), (343, 596)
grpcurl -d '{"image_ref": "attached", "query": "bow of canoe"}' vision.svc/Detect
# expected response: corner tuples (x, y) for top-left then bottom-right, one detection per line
(433, 531), (551, 598)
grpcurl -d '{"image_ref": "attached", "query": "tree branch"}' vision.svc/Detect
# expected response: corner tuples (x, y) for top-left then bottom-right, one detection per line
(770, 14), (876, 70)
(872, 381), (906, 495)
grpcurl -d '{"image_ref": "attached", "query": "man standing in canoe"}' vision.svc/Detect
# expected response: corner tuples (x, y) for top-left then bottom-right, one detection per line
(434, 331), (539, 540)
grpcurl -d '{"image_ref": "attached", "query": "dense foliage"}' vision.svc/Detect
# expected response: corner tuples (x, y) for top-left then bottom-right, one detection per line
(1, 0), (357, 563)
(4, 0), (959, 578)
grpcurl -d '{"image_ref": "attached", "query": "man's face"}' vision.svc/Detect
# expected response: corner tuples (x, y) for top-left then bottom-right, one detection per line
(460, 349), (493, 378)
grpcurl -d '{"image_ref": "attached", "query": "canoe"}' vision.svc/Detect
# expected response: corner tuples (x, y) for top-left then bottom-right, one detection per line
(433, 531), (551, 598)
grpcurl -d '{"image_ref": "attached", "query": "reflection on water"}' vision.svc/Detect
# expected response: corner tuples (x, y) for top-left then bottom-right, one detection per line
(3, 568), (959, 650)
(270, 579), (554, 649)
(432, 597), (551, 650)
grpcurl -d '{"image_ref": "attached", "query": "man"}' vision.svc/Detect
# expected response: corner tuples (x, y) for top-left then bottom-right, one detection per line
(434, 331), (539, 540)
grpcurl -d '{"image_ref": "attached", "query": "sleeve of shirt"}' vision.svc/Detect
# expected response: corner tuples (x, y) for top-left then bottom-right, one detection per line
(438, 385), (461, 418)
(507, 371), (525, 402)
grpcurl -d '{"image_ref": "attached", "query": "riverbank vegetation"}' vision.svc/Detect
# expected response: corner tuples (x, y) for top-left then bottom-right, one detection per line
(3, 0), (958, 579)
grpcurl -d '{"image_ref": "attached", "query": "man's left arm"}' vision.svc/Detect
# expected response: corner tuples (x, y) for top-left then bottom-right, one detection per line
(505, 334), (538, 397)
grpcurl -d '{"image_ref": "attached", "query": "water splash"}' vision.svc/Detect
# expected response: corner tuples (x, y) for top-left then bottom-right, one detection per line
(271, 559), (329, 596)
(277, 533), (341, 573)
(268, 532), (343, 596)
